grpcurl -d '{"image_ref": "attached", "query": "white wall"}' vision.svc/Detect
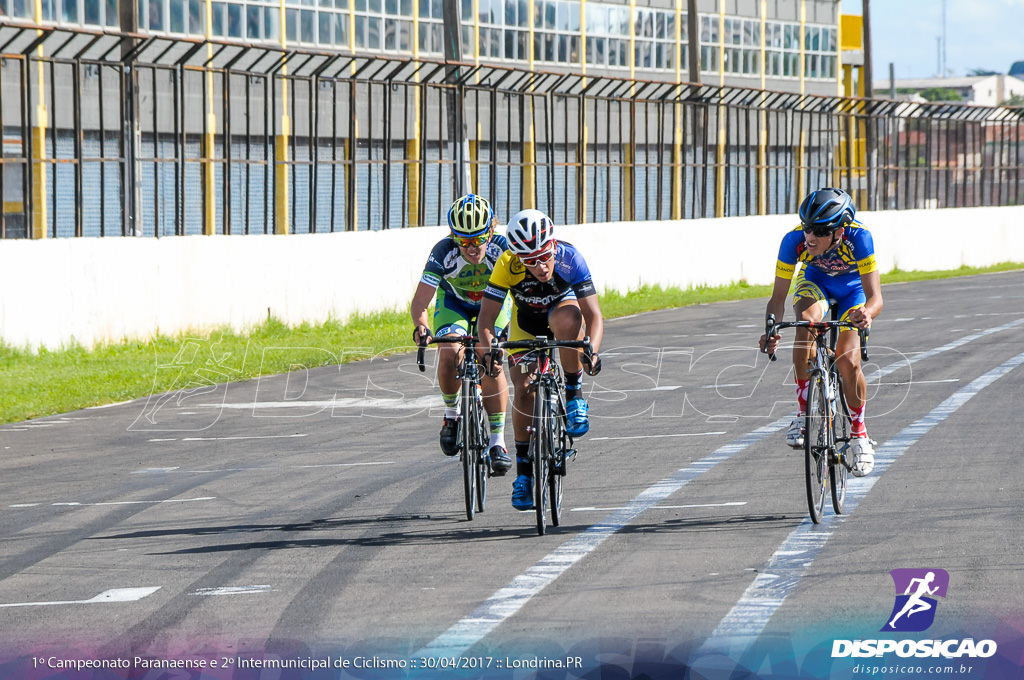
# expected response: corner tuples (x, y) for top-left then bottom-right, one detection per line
(2, 205), (1022, 349)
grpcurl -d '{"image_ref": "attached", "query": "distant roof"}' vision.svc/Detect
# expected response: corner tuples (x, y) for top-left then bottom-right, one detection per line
(873, 75), (1024, 90)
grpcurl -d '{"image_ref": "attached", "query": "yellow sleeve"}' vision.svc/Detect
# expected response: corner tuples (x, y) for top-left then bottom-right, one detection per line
(857, 254), (878, 276)
(775, 260), (796, 280)
(488, 250), (516, 290)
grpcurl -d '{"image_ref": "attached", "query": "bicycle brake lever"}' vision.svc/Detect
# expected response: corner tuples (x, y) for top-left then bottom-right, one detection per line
(764, 314), (777, 362)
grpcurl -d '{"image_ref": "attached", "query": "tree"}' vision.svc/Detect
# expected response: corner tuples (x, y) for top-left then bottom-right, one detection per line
(967, 68), (999, 76)
(919, 87), (962, 102)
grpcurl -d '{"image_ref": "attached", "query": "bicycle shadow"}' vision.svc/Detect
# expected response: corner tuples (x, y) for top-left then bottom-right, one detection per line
(92, 512), (560, 554)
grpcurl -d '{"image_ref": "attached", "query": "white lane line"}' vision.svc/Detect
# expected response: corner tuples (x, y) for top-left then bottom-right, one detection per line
(699, 349), (1024, 659)
(0, 587), (161, 608)
(414, 417), (791, 659)
(208, 395), (439, 410)
(572, 501), (746, 512)
(128, 461), (393, 475)
(147, 434), (309, 442)
(193, 585), (273, 596)
(416, 320), (1024, 658)
(49, 497), (216, 507)
(590, 431), (726, 441)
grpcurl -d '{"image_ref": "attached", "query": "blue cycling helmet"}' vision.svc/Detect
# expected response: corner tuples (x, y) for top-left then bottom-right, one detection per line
(447, 194), (494, 238)
(798, 187), (856, 234)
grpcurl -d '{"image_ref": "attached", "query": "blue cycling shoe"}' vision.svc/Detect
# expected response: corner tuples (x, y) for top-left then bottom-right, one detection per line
(511, 474), (534, 510)
(565, 397), (589, 437)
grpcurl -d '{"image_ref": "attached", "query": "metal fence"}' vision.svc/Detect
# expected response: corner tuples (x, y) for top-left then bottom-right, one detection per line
(2, 21), (1023, 238)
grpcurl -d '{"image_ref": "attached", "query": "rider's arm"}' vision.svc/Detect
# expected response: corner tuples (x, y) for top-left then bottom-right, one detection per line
(578, 293), (604, 354)
(760, 274), (792, 353)
(765, 275), (791, 323)
(410, 281), (437, 342)
(477, 296), (503, 355)
(849, 269), (883, 329)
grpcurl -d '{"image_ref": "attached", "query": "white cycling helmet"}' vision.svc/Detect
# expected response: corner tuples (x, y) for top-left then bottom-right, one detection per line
(506, 209), (554, 256)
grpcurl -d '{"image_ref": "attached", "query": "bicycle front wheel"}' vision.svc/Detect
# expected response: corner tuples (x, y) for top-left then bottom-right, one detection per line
(548, 400), (567, 527)
(532, 386), (551, 536)
(804, 372), (831, 524)
(475, 395), (488, 513)
(460, 384), (480, 521)
(830, 372), (850, 515)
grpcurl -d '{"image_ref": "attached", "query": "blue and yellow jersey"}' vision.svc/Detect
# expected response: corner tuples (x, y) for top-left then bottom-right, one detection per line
(419, 234), (509, 310)
(775, 222), (877, 281)
(483, 240), (596, 314)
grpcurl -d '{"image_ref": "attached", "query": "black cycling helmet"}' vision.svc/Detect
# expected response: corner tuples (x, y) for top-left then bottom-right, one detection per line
(798, 187), (856, 235)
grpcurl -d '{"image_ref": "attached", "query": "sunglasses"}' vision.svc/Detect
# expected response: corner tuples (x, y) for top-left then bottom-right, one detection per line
(520, 247), (555, 267)
(802, 225), (836, 238)
(452, 230), (491, 248)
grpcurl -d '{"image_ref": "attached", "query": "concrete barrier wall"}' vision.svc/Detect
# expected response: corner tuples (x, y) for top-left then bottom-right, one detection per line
(2, 205), (1022, 349)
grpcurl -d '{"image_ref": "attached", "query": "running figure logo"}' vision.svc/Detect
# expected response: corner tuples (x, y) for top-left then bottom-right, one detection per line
(882, 568), (949, 632)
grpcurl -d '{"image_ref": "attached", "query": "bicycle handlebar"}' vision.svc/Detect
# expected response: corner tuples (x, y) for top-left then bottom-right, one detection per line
(499, 336), (593, 355)
(763, 314), (869, 362)
(416, 335), (485, 372)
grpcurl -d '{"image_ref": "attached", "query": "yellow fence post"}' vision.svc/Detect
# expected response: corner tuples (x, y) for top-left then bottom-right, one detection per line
(407, 136), (421, 227)
(31, 0), (48, 239)
(523, 122), (536, 210)
(275, 76), (291, 234)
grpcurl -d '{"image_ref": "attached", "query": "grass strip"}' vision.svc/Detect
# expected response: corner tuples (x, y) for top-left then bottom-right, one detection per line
(1, 262), (1020, 425)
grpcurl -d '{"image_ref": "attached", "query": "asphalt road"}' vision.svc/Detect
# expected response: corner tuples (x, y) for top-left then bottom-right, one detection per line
(2, 272), (1023, 678)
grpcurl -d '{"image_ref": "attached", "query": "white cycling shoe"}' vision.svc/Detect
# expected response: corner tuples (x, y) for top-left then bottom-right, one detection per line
(850, 436), (875, 477)
(785, 417), (805, 449)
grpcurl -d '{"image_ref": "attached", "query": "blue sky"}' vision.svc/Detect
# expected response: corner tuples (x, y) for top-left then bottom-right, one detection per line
(843, 0), (1024, 79)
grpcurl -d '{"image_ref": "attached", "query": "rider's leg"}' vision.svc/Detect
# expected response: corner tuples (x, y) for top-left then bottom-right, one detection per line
(549, 299), (589, 436)
(835, 328), (867, 437)
(480, 369), (508, 445)
(509, 361), (535, 508)
(436, 342), (461, 416)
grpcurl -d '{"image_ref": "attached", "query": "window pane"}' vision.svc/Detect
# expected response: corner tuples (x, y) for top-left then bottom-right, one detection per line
(227, 3), (241, 37)
(85, 0), (101, 24)
(288, 9), (300, 42)
(249, 5), (263, 38)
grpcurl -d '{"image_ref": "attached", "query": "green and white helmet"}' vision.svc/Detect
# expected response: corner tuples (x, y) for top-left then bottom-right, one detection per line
(447, 194), (494, 239)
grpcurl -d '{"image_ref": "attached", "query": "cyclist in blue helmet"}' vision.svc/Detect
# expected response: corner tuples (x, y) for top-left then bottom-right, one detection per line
(759, 187), (884, 477)
(411, 194), (513, 474)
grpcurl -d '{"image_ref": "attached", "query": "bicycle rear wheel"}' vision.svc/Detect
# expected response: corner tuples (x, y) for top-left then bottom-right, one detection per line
(804, 372), (830, 524)
(830, 372), (850, 515)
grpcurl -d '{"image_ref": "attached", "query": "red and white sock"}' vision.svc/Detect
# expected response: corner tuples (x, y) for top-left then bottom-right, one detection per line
(850, 402), (867, 438)
(796, 378), (810, 416)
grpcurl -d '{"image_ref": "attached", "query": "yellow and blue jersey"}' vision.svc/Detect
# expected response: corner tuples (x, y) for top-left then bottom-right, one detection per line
(775, 222), (877, 282)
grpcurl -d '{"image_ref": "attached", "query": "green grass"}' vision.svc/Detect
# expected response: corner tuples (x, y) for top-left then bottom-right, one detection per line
(2, 261), (1020, 425)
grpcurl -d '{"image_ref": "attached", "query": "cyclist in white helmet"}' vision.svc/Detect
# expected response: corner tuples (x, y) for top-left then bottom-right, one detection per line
(411, 194), (513, 474)
(477, 208), (604, 510)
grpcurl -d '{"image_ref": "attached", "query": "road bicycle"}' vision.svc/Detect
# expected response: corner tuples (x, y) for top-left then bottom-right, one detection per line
(417, 334), (494, 520)
(498, 336), (592, 535)
(763, 309), (869, 524)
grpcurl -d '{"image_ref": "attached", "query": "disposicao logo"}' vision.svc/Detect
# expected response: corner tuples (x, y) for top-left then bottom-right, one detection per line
(882, 568), (949, 632)
(831, 568), (998, 659)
